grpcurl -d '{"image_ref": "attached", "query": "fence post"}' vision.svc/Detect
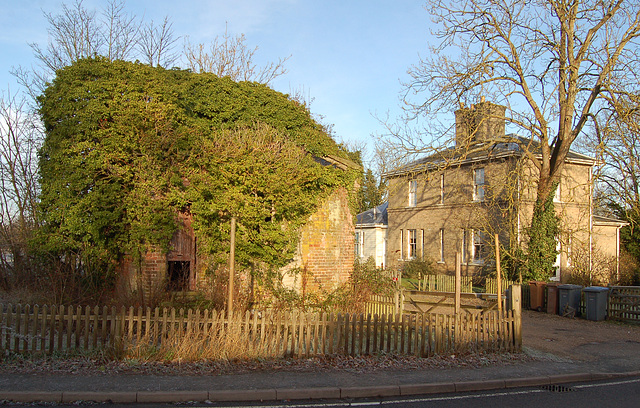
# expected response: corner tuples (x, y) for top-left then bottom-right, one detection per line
(510, 284), (522, 349)
(495, 233), (502, 312)
(228, 216), (237, 318)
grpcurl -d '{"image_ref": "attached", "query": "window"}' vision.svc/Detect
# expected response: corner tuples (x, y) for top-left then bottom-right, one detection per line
(354, 231), (364, 257)
(552, 236), (561, 280)
(472, 230), (485, 263)
(461, 229), (469, 263)
(439, 228), (445, 263)
(473, 168), (485, 201)
(566, 233), (572, 268)
(440, 173), (445, 204)
(553, 182), (561, 203)
(408, 179), (417, 207)
(400, 229), (404, 259)
(408, 229), (417, 259)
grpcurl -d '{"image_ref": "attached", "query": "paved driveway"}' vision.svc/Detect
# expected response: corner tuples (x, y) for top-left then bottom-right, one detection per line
(521, 309), (640, 372)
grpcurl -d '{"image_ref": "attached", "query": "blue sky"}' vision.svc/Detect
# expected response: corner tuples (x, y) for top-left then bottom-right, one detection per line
(0, 1), (434, 166)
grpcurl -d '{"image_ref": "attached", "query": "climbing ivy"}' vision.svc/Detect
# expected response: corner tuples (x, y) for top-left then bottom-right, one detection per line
(37, 58), (359, 287)
(524, 184), (560, 281)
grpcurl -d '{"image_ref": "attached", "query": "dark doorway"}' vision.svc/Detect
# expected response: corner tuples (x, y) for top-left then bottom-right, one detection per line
(167, 261), (190, 291)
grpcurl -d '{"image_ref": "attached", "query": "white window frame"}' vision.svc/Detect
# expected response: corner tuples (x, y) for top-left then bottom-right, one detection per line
(473, 168), (485, 201)
(408, 229), (417, 259)
(461, 229), (468, 263)
(439, 228), (445, 263)
(354, 231), (364, 258)
(553, 182), (561, 203)
(566, 232), (572, 268)
(552, 235), (561, 281)
(408, 179), (417, 207)
(472, 230), (485, 263)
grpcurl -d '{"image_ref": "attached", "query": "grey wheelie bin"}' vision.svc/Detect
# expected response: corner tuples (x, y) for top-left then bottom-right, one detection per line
(558, 284), (582, 317)
(583, 286), (609, 321)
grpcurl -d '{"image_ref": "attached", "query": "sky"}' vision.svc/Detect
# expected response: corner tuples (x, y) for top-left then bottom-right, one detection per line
(0, 0), (435, 167)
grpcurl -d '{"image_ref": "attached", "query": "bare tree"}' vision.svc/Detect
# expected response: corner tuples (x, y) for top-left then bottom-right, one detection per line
(13, 0), (175, 95)
(0, 90), (42, 286)
(183, 27), (290, 84)
(593, 95), (640, 213)
(102, 0), (141, 62)
(138, 16), (180, 68)
(30, 0), (102, 73)
(389, 0), (640, 206)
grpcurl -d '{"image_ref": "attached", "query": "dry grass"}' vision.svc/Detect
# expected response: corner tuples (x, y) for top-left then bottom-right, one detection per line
(124, 322), (282, 362)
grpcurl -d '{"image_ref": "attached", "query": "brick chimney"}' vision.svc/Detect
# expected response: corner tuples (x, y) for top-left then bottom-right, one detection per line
(455, 100), (506, 147)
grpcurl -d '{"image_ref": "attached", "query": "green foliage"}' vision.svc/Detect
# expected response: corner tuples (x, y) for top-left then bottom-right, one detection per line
(500, 245), (526, 282)
(609, 201), (640, 266)
(323, 257), (393, 313)
(252, 258), (393, 313)
(400, 257), (435, 280)
(36, 58), (359, 291)
(356, 168), (387, 213)
(523, 186), (560, 281)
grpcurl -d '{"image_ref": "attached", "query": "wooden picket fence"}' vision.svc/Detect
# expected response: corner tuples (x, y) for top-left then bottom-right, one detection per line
(0, 304), (521, 357)
(485, 278), (516, 295)
(365, 293), (404, 315)
(608, 286), (640, 323)
(418, 275), (473, 293)
(415, 275), (531, 309)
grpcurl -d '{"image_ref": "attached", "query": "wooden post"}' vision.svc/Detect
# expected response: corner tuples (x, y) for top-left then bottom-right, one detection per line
(510, 284), (522, 349)
(228, 216), (237, 318)
(495, 233), (502, 312)
(455, 251), (461, 315)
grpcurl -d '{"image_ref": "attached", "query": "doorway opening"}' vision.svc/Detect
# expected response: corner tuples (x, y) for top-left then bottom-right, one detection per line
(167, 261), (190, 291)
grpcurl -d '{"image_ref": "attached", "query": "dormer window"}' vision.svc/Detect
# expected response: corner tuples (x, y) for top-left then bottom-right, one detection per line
(473, 168), (485, 201)
(408, 179), (417, 207)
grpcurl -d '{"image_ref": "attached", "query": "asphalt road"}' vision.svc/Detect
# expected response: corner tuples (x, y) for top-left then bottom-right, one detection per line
(44, 376), (640, 408)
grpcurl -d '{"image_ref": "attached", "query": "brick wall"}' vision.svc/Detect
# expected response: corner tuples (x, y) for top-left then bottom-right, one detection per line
(115, 249), (169, 303)
(282, 187), (354, 294)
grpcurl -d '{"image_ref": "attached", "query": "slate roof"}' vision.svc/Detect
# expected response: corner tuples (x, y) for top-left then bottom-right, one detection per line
(356, 202), (388, 226)
(384, 135), (596, 177)
(593, 215), (629, 226)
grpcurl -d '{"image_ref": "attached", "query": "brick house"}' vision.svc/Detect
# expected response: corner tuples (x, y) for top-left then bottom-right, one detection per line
(383, 101), (626, 282)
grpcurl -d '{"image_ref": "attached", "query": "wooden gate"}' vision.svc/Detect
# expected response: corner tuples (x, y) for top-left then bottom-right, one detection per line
(608, 286), (640, 323)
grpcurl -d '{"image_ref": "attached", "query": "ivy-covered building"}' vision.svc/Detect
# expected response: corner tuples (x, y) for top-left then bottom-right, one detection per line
(37, 58), (361, 305)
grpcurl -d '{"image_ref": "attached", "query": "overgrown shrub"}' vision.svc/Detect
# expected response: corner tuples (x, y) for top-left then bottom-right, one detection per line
(564, 243), (616, 286)
(617, 250), (640, 286)
(400, 257), (435, 280)
(325, 257), (394, 314)
(252, 258), (393, 314)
